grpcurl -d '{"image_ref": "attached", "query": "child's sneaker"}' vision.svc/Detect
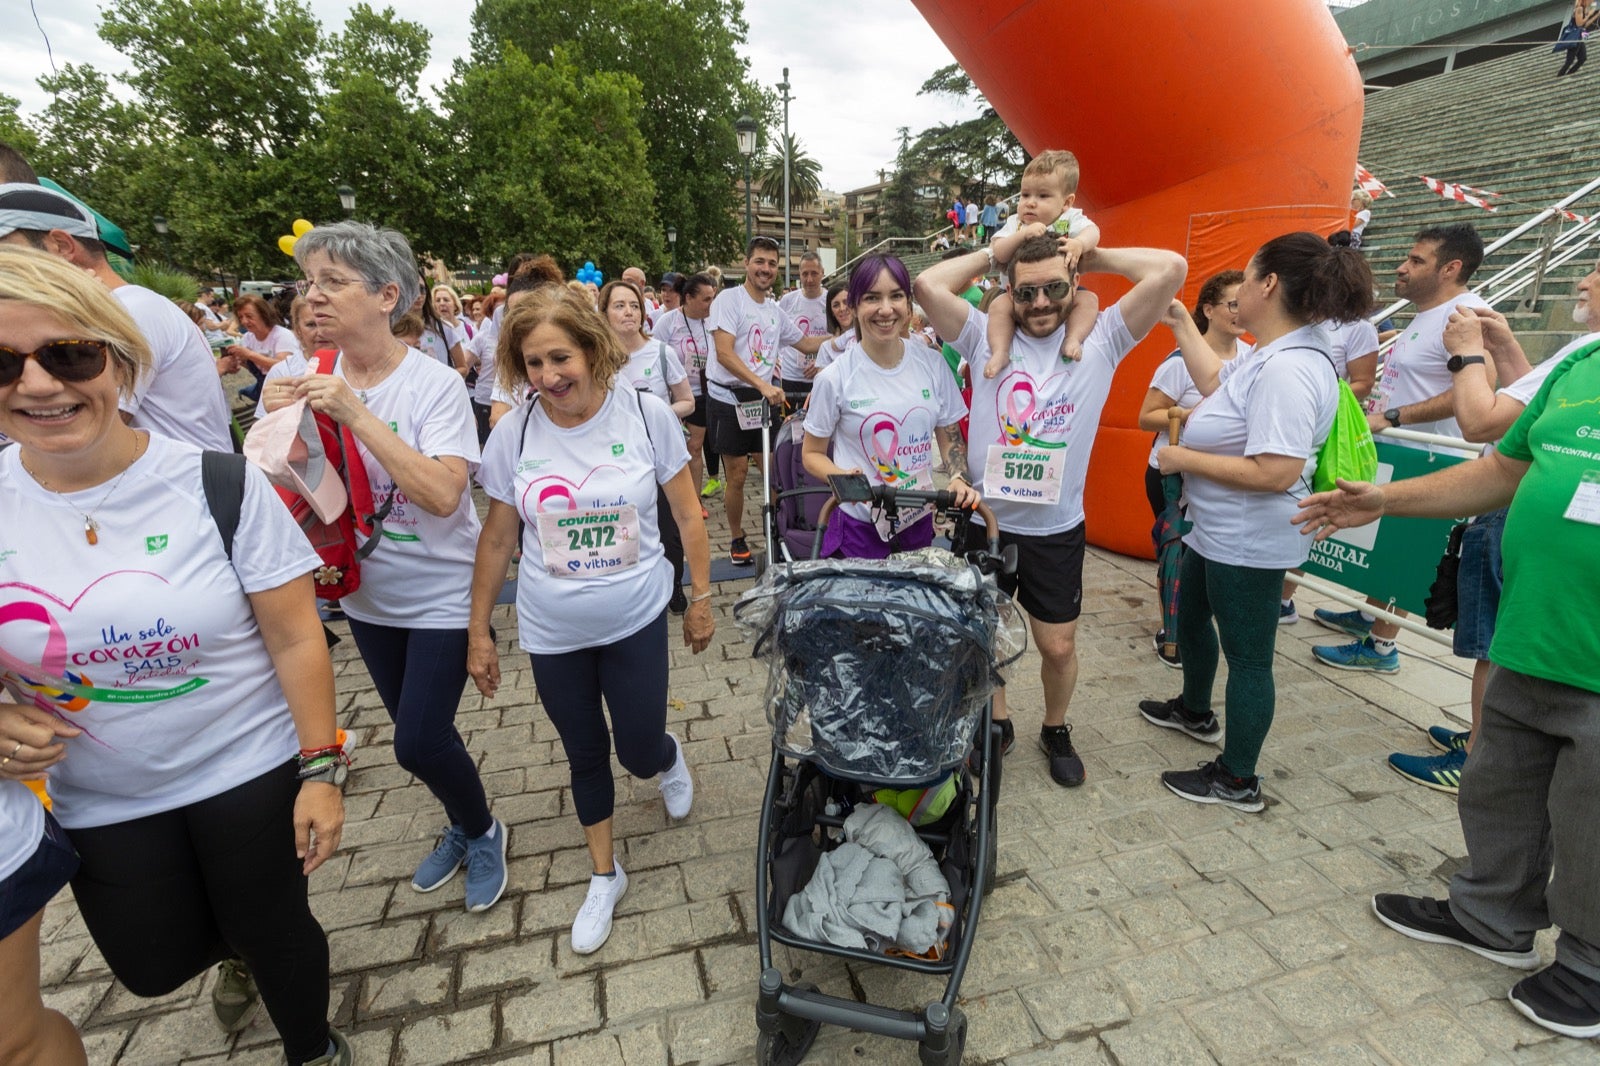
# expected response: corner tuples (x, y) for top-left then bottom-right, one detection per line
(571, 862), (629, 954)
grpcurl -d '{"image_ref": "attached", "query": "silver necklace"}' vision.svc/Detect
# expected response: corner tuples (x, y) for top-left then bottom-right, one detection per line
(347, 342), (406, 403)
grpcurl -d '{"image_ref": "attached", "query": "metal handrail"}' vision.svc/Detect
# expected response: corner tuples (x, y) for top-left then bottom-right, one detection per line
(830, 191), (1020, 280)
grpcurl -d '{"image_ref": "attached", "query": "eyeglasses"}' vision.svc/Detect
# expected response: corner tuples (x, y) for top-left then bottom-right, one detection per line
(1011, 279), (1073, 305)
(294, 275), (364, 296)
(0, 339), (111, 388)
(1214, 300), (1240, 312)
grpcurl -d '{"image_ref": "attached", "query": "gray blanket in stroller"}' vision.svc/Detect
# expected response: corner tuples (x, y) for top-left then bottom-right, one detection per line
(782, 804), (952, 955)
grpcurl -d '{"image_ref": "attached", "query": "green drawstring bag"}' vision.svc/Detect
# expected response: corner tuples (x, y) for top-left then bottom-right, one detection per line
(1314, 377), (1378, 493)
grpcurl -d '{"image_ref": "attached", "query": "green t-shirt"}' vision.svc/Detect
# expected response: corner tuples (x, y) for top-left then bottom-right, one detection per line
(939, 284), (984, 383)
(1491, 338), (1600, 694)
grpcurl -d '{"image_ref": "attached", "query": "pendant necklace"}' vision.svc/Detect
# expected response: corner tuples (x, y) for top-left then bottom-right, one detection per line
(22, 433), (146, 546)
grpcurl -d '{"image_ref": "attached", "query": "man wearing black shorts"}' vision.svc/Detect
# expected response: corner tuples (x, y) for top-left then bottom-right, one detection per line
(916, 236), (1186, 786)
(705, 237), (824, 565)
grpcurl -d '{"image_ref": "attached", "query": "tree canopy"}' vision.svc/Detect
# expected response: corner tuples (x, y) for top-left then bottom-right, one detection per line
(7, 0), (766, 282)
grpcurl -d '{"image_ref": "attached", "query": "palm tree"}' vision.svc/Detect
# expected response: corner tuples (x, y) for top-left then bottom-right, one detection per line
(756, 134), (823, 211)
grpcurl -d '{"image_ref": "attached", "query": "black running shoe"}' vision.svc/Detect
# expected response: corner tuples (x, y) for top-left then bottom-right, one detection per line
(1370, 894), (1540, 969)
(1139, 695), (1221, 743)
(1509, 963), (1600, 1038)
(1038, 724), (1084, 786)
(996, 718), (1015, 756)
(729, 537), (753, 566)
(1161, 759), (1263, 812)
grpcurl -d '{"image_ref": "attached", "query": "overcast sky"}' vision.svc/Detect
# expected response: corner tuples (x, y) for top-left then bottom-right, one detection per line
(3, 1), (966, 193)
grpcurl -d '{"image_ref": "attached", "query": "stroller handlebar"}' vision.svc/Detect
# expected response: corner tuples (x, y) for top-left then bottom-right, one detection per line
(815, 486), (1017, 577)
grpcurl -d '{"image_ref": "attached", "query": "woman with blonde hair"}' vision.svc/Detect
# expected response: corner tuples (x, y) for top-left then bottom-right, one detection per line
(468, 287), (713, 956)
(0, 245), (351, 1063)
(432, 283), (472, 340)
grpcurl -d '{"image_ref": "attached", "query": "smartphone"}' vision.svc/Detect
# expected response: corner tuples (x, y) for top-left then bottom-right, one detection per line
(827, 473), (875, 503)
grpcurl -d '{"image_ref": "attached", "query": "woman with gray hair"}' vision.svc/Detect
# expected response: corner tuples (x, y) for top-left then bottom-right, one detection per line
(271, 221), (508, 912)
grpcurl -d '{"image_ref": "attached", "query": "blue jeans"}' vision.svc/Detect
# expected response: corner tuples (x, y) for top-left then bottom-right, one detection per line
(347, 619), (493, 837)
(1453, 507), (1506, 660)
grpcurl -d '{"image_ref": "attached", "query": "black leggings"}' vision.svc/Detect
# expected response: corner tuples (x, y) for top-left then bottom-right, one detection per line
(1560, 42), (1588, 75)
(528, 610), (674, 826)
(66, 762), (330, 1065)
(346, 620), (493, 837)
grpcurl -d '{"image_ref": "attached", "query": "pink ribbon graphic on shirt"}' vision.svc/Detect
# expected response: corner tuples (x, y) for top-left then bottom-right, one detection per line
(1000, 379), (1037, 445)
(535, 482), (578, 513)
(867, 418), (910, 483)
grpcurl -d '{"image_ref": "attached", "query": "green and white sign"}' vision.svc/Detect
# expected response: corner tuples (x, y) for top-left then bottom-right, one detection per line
(1300, 440), (1471, 616)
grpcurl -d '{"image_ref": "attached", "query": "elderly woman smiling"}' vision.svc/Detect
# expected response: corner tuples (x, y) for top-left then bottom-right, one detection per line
(269, 221), (508, 914)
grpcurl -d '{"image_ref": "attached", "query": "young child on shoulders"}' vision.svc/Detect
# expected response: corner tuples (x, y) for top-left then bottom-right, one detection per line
(982, 149), (1102, 379)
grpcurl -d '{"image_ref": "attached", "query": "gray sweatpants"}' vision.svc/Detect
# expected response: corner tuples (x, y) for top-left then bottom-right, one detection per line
(1448, 666), (1600, 981)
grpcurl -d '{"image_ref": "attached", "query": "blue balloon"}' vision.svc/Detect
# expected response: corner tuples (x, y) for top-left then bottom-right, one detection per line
(584, 261), (595, 270)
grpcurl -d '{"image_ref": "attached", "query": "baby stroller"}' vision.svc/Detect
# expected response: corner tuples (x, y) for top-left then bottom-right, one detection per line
(735, 488), (1025, 1065)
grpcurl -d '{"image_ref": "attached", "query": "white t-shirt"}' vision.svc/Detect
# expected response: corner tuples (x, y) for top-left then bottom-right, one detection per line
(804, 340), (968, 528)
(620, 337), (688, 405)
(255, 350), (314, 420)
(1323, 318), (1379, 380)
(0, 781), (44, 884)
(334, 349), (482, 628)
(1144, 339), (1252, 468)
(418, 321), (462, 368)
(236, 325), (302, 364)
(114, 285), (234, 451)
(955, 302), (1139, 534)
(478, 388), (690, 654)
(778, 289), (830, 382)
(813, 333), (852, 372)
(993, 207), (1092, 242)
(0, 434), (319, 828)
(1375, 292), (1488, 451)
(653, 309), (715, 396)
(471, 315), (501, 406)
(199, 303), (230, 345)
(1179, 325), (1339, 570)
(705, 285), (803, 404)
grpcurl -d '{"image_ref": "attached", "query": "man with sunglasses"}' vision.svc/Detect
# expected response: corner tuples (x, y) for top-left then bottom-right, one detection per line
(0, 183), (232, 452)
(916, 234), (1186, 786)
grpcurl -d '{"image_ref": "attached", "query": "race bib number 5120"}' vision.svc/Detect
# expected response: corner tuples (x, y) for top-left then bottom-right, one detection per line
(983, 445), (1064, 504)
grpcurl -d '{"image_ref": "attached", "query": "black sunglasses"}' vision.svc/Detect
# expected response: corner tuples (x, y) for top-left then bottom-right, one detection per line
(0, 339), (112, 388)
(1011, 279), (1073, 305)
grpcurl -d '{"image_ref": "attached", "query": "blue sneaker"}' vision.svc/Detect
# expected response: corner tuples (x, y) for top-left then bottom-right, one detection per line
(1388, 749), (1466, 793)
(1427, 726), (1471, 754)
(1313, 636), (1400, 673)
(463, 819), (509, 913)
(411, 825), (469, 892)
(1279, 600), (1300, 625)
(1312, 607), (1373, 639)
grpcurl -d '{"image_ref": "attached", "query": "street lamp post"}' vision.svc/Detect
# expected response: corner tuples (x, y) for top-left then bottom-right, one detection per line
(736, 114), (758, 252)
(151, 215), (170, 265)
(778, 68), (793, 289)
(337, 183), (356, 218)
(667, 226), (678, 273)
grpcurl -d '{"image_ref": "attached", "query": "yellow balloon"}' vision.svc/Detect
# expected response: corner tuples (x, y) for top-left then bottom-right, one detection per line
(278, 234), (298, 256)
(292, 218), (314, 237)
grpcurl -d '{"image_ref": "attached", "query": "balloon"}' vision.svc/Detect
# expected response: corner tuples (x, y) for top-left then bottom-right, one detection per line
(491, 273), (508, 287)
(292, 218), (314, 237)
(277, 234), (298, 256)
(911, 0), (1362, 558)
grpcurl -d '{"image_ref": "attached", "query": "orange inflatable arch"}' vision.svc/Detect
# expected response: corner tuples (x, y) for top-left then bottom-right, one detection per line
(912, 0), (1364, 558)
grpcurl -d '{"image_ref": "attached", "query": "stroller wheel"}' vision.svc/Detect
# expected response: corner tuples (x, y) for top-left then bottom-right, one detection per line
(918, 1005), (967, 1066)
(756, 983), (822, 1066)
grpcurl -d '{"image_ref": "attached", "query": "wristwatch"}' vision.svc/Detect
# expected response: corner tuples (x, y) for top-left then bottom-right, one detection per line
(1384, 407), (1403, 428)
(299, 761), (348, 787)
(1447, 354), (1487, 373)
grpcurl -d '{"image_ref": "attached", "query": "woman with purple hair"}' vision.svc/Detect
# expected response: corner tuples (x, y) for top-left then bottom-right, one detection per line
(800, 255), (978, 558)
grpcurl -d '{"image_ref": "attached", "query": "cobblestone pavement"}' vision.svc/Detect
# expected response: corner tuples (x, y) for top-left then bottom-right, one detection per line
(35, 503), (1594, 1065)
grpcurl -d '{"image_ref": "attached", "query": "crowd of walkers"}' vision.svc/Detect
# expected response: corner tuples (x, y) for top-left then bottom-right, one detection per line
(2, 130), (1599, 1066)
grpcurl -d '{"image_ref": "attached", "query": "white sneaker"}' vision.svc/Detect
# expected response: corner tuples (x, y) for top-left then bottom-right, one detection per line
(658, 733), (694, 819)
(571, 862), (628, 955)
